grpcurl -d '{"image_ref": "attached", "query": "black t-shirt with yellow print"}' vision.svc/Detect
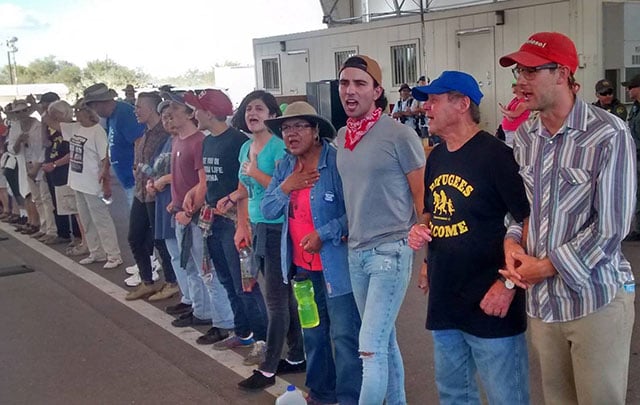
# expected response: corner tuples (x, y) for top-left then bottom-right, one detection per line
(424, 131), (529, 338)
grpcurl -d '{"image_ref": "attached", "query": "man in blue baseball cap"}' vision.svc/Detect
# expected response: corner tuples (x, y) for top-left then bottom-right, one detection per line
(408, 70), (531, 404)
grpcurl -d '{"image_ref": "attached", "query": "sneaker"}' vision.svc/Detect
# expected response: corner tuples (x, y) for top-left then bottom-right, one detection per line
(276, 358), (307, 375)
(171, 312), (211, 328)
(31, 231), (46, 239)
(196, 327), (230, 345)
(43, 235), (72, 245)
(237, 370), (275, 391)
(165, 302), (192, 316)
(124, 270), (159, 287)
(125, 282), (160, 301)
(243, 340), (266, 366)
(148, 282), (180, 301)
(212, 334), (255, 351)
(103, 258), (123, 269)
(21, 225), (40, 235)
(79, 255), (107, 265)
(305, 395), (333, 405)
(125, 264), (139, 275)
(67, 238), (80, 248)
(66, 244), (89, 256)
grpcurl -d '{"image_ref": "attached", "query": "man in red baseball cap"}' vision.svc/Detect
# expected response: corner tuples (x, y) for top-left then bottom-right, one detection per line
(182, 89), (269, 364)
(500, 32), (636, 405)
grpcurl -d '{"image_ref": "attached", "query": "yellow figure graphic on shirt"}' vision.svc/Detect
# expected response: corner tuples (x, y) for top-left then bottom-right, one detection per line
(433, 190), (455, 216)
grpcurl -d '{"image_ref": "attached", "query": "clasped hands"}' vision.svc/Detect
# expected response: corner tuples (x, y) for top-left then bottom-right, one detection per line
(499, 238), (557, 289)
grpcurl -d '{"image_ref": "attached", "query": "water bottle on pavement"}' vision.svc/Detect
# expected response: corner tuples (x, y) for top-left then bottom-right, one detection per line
(238, 241), (256, 292)
(275, 385), (306, 405)
(292, 276), (319, 328)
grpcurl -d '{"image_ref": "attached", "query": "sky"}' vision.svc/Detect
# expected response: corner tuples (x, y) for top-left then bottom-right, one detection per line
(0, 0), (326, 77)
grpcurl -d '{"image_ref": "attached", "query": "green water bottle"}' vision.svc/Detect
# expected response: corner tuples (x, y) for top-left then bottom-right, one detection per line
(292, 277), (320, 328)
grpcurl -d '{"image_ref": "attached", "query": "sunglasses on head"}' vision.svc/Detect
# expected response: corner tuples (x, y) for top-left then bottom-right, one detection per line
(598, 90), (614, 96)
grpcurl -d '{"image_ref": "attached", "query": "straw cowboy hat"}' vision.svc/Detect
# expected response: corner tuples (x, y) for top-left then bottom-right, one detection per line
(83, 83), (118, 103)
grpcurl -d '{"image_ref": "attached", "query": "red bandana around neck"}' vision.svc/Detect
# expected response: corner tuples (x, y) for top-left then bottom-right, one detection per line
(344, 107), (382, 151)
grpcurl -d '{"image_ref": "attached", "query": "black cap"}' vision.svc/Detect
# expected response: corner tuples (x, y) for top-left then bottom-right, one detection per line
(398, 83), (411, 92)
(39, 92), (60, 104)
(622, 74), (640, 89)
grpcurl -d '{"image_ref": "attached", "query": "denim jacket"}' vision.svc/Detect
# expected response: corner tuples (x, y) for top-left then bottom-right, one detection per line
(261, 140), (352, 297)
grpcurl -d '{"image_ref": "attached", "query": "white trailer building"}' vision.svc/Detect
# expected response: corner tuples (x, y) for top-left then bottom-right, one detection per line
(253, 0), (640, 132)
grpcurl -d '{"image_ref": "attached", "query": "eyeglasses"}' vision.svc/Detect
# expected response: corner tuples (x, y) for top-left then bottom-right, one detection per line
(511, 63), (559, 80)
(281, 123), (314, 134)
(598, 90), (614, 96)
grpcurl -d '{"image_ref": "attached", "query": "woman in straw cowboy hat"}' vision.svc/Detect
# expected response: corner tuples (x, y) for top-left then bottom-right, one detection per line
(261, 101), (362, 404)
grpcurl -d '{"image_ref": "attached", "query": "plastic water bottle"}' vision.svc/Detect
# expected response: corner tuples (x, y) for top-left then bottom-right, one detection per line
(292, 277), (319, 328)
(238, 242), (256, 292)
(275, 385), (306, 405)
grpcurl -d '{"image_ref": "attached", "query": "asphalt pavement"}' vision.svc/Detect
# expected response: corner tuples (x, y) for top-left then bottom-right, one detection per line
(0, 181), (638, 404)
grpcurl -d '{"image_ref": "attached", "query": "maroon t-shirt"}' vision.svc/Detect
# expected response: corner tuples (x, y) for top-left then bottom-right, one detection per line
(170, 131), (205, 210)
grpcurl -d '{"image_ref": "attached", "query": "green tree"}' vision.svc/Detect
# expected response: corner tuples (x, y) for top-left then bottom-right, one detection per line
(80, 58), (150, 93)
(157, 68), (216, 88)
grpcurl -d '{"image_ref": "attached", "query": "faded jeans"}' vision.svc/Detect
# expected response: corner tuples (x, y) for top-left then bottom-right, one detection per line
(348, 238), (412, 405)
(175, 221), (233, 329)
(164, 236), (192, 306)
(432, 330), (530, 405)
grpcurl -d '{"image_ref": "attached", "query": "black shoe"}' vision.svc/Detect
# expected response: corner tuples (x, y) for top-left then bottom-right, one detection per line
(165, 302), (192, 316)
(238, 370), (275, 390)
(276, 359), (307, 375)
(196, 327), (230, 345)
(171, 312), (211, 328)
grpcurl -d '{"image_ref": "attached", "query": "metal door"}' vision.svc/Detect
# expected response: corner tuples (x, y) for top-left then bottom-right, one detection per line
(457, 28), (496, 132)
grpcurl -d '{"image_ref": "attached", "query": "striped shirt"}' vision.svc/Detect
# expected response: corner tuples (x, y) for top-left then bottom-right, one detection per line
(507, 98), (636, 322)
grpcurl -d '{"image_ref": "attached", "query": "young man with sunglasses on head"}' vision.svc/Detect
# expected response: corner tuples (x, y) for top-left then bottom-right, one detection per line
(592, 79), (627, 121)
(499, 32), (636, 405)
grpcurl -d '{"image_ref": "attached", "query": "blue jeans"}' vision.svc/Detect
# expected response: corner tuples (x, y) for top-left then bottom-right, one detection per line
(348, 238), (413, 405)
(207, 216), (268, 340)
(123, 186), (134, 208)
(297, 268), (362, 405)
(175, 221), (234, 329)
(165, 237), (191, 306)
(432, 330), (530, 405)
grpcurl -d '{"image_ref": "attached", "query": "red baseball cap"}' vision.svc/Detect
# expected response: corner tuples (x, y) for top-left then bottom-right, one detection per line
(499, 32), (579, 74)
(183, 89), (233, 117)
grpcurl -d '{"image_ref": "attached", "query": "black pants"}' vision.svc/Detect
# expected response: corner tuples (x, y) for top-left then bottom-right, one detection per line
(127, 197), (176, 284)
(4, 167), (24, 205)
(45, 174), (80, 239)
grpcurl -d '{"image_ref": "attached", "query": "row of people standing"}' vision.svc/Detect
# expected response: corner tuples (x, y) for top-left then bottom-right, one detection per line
(113, 87), (362, 403)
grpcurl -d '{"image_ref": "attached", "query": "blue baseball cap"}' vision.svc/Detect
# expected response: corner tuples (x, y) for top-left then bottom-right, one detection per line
(411, 71), (483, 105)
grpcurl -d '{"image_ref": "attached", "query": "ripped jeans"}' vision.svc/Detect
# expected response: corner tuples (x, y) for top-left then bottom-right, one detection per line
(348, 238), (413, 405)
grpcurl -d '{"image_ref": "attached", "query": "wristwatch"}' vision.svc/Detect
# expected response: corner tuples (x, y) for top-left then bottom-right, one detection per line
(499, 275), (515, 290)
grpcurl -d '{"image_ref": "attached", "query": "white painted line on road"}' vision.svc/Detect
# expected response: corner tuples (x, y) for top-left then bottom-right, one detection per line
(0, 222), (296, 397)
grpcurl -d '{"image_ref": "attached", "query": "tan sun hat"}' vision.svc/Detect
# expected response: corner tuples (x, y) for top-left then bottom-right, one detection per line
(83, 83), (118, 103)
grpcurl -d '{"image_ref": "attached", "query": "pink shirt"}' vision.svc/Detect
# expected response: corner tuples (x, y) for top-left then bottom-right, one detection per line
(289, 187), (323, 271)
(501, 97), (530, 131)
